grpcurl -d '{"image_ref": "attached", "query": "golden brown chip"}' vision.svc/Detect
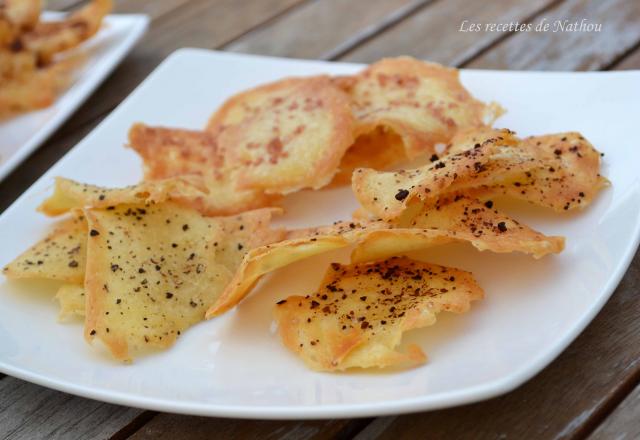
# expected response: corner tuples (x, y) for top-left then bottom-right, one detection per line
(56, 283), (85, 321)
(351, 195), (564, 262)
(38, 176), (211, 217)
(208, 76), (355, 194)
(352, 130), (540, 221)
(2, 215), (86, 283)
(331, 126), (407, 186)
(21, 0), (111, 65)
(274, 257), (483, 371)
(206, 220), (388, 317)
(128, 123), (277, 215)
(83, 202), (233, 361)
(2, 0), (41, 31)
(0, 49), (36, 80)
(337, 57), (502, 160)
(208, 203), (561, 316)
(0, 67), (56, 116)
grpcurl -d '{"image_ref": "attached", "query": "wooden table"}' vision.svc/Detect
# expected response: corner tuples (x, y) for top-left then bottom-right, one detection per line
(2, 0), (640, 438)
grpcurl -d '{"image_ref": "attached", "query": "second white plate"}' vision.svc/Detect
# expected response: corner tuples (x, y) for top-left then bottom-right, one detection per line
(0, 11), (149, 182)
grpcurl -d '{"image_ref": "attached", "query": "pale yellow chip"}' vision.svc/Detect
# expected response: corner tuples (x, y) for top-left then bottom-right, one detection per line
(336, 57), (502, 160)
(352, 130), (540, 221)
(209, 75), (355, 194)
(351, 195), (564, 262)
(3, 215), (86, 283)
(274, 257), (483, 371)
(56, 283), (85, 321)
(83, 202), (233, 361)
(483, 132), (608, 211)
(38, 176), (211, 217)
(128, 123), (277, 216)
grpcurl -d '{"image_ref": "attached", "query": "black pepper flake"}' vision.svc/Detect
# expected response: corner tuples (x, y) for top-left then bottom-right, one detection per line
(68, 260), (78, 268)
(276, 299), (287, 305)
(434, 161), (446, 169)
(89, 329), (96, 336)
(189, 300), (197, 307)
(395, 189), (409, 201)
(165, 292), (174, 299)
(98, 194), (106, 200)
(237, 243), (244, 251)
(484, 200), (493, 209)
(111, 264), (119, 272)
(497, 222), (508, 232)
(182, 224), (189, 231)
(361, 321), (369, 329)
(310, 300), (320, 309)
(429, 154), (439, 162)
(116, 299), (121, 304)
(89, 229), (100, 237)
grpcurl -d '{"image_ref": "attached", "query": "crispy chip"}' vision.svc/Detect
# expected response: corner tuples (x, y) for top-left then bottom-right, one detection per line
(38, 176), (210, 217)
(2, 0), (41, 31)
(352, 130), (540, 221)
(56, 283), (85, 321)
(336, 57), (501, 160)
(482, 132), (608, 211)
(21, 0), (111, 65)
(206, 220), (388, 317)
(3, 215), (86, 283)
(208, 76), (355, 194)
(351, 195), (564, 262)
(128, 123), (277, 215)
(331, 126), (407, 186)
(208, 202), (561, 316)
(274, 257), (483, 371)
(83, 202), (233, 361)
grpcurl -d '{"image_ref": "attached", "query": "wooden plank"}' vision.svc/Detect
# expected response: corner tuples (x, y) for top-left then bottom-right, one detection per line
(46, 0), (86, 11)
(128, 414), (371, 440)
(611, 44), (640, 70)
(0, 116), (97, 213)
(340, 0), (558, 64)
(225, 0), (432, 60)
(352, 251), (640, 440)
(588, 381), (640, 440)
(467, 0), (640, 70)
(0, 376), (142, 440)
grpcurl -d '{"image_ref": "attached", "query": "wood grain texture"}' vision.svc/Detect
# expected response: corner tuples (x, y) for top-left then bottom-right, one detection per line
(352, 252), (640, 440)
(128, 414), (371, 440)
(612, 44), (640, 70)
(46, 0), (87, 11)
(340, 0), (558, 64)
(0, 117), (97, 213)
(589, 382), (640, 440)
(225, 0), (432, 60)
(468, 0), (640, 70)
(0, 376), (142, 440)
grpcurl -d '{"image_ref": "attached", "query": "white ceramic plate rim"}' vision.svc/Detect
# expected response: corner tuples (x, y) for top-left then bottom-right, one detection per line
(0, 12), (149, 182)
(0, 49), (638, 419)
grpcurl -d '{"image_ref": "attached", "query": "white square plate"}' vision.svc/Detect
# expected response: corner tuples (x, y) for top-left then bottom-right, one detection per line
(0, 49), (638, 419)
(0, 11), (149, 182)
